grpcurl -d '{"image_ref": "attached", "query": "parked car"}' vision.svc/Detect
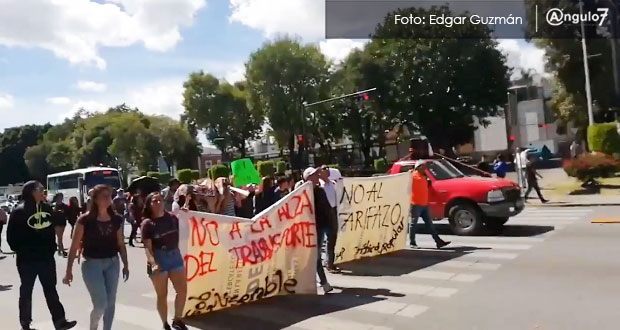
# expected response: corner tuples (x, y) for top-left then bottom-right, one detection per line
(389, 159), (524, 235)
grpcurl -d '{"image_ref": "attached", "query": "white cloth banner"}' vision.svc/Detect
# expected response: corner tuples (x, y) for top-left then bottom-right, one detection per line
(334, 172), (412, 264)
(178, 182), (318, 316)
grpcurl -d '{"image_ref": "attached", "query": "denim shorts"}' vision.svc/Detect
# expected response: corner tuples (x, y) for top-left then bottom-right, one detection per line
(152, 248), (184, 275)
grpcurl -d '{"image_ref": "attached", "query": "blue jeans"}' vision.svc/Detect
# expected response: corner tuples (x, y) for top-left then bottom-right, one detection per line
(409, 205), (441, 245)
(81, 256), (120, 330)
(153, 248), (184, 275)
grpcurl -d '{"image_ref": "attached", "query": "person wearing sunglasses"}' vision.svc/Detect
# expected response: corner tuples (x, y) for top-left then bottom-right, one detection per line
(7, 180), (77, 330)
(63, 184), (129, 330)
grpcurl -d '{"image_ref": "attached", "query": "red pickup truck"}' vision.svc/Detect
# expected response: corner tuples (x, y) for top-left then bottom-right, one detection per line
(389, 159), (524, 235)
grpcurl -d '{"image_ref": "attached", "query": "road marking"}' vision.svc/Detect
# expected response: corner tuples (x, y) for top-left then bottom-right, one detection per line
(394, 304), (429, 318)
(329, 276), (458, 298)
(432, 260), (502, 271)
(405, 269), (482, 283)
(114, 303), (201, 330)
(415, 239), (532, 251)
(461, 251), (519, 260)
(30, 321), (88, 330)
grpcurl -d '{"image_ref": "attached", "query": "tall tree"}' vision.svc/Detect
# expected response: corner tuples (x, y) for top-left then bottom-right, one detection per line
(526, 0), (619, 125)
(182, 73), (263, 158)
(246, 38), (332, 165)
(370, 5), (510, 150)
(0, 124), (51, 185)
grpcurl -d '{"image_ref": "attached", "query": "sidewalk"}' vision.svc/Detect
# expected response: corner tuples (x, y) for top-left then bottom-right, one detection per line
(506, 168), (620, 207)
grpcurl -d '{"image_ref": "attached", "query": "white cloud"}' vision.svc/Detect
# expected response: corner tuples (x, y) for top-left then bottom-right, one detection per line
(319, 39), (367, 63)
(58, 100), (108, 120)
(229, 0), (323, 40)
(0, 93), (14, 109)
(76, 81), (107, 93)
(126, 79), (185, 117)
(46, 96), (71, 105)
(0, 0), (206, 69)
(497, 40), (547, 81)
(223, 63), (246, 83)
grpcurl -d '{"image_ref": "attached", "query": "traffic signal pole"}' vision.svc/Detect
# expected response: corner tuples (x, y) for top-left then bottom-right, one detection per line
(298, 88), (377, 168)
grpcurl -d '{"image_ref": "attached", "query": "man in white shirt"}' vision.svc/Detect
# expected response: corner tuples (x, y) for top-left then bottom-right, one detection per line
(319, 165), (341, 273)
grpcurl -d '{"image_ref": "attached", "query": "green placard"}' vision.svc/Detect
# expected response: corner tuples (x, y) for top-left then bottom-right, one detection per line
(231, 158), (261, 187)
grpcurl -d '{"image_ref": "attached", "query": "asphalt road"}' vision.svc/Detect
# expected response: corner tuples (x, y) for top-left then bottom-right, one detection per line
(1, 205), (619, 330)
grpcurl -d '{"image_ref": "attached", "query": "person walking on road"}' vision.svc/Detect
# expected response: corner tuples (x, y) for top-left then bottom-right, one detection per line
(319, 165), (341, 274)
(161, 179), (180, 213)
(52, 193), (69, 257)
(524, 156), (549, 203)
(142, 192), (188, 330)
(409, 161), (451, 249)
(63, 184), (129, 330)
(493, 154), (507, 178)
(67, 197), (81, 238)
(304, 167), (334, 293)
(7, 180), (77, 330)
(0, 207), (6, 253)
(128, 190), (144, 247)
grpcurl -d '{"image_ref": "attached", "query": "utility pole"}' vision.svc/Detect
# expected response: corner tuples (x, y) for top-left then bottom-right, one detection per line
(580, 0), (595, 126)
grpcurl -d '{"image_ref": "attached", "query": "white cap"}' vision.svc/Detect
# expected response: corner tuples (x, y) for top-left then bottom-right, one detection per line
(303, 167), (320, 180)
(328, 168), (343, 181)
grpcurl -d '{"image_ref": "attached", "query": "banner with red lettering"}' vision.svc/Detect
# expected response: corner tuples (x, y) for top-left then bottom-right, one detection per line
(178, 182), (318, 316)
(334, 172), (412, 264)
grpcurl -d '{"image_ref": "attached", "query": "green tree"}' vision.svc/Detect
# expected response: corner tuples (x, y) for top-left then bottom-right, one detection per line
(0, 124), (51, 185)
(246, 38), (332, 165)
(526, 0), (618, 125)
(369, 5), (510, 150)
(182, 73), (263, 158)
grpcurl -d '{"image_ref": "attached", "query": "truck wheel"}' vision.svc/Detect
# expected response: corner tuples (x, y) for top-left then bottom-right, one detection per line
(449, 204), (484, 236)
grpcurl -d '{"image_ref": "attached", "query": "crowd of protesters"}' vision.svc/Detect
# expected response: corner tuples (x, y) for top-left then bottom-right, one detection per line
(2, 161), (463, 330)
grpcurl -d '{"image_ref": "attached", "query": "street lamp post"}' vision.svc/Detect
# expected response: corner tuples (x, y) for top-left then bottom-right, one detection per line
(580, 0), (595, 126)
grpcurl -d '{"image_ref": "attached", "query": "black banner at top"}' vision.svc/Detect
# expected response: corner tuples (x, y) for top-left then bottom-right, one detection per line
(325, 0), (620, 39)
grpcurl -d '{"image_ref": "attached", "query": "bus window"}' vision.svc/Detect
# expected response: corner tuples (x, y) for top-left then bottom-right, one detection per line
(48, 177), (59, 191)
(58, 174), (80, 189)
(85, 171), (121, 189)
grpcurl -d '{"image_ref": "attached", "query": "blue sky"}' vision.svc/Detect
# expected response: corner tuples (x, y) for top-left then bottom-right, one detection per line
(0, 0), (544, 135)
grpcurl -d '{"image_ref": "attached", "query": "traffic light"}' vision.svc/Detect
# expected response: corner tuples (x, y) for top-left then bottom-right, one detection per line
(298, 135), (303, 142)
(363, 93), (369, 101)
(509, 135), (515, 141)
(538, 124), (547, 128)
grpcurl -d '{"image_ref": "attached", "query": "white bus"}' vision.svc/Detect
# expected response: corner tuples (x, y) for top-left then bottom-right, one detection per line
(47, 167), (122, 207)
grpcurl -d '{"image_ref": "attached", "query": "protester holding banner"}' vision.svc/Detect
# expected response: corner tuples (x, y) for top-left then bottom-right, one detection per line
(7, 181), (78, 330)
(319, 166), (341, 273)
(273, 176), (290, 201)
(64, 184), (129, 330)
(234, 184), (256, 218)
(254, 176), (276, 214)
(303, 167), (334, 293)
(141, 192), (188, 330)
(410, 161), (450, 249)
(171, 185), (197, 215)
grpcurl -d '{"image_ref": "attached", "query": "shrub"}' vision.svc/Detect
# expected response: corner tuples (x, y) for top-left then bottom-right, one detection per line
(176, 169), (193, 184)
(563, 153), (620, 183)
(257, 161), (275, 177)
(209, 165), (230, 180)
(588, 123), (620, 156)
(374, 158), (388, 173)
(190, 170), (200, 181)
(276, 161), (287, 175)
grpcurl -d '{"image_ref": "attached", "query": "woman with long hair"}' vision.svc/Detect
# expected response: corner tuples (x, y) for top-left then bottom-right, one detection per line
(52, 193), (69, 257)
(141, 192), (188, 330)
(63, 184), (129, 330)
(128, 190), (144, 247)
(67, 197), (81, 238)
(171, 184), (197, 215)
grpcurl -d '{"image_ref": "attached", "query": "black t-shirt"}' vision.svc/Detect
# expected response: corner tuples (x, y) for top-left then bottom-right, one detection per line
(53, 202), (69, 226)
(141, 213), (179, 251)
(78, 214), (123, 259)
(313, 186), (331, 229)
